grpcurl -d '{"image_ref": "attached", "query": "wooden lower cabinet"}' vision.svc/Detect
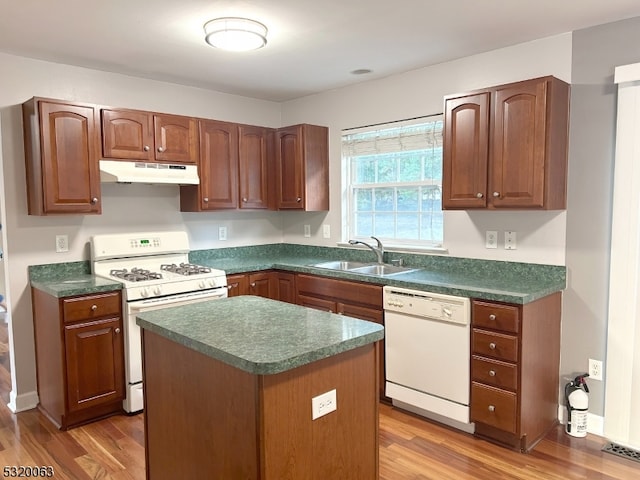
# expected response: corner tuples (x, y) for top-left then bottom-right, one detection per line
(470, 293), (561, 451)
(31, 288), (125, 429)
(296, 274), (386, 401)
(226, 270), (296, 303)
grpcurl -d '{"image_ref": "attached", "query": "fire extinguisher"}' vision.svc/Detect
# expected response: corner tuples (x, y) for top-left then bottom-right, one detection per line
(565, 373), (589, 437)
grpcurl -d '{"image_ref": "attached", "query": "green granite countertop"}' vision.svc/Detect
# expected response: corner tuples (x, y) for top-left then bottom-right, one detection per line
(29, 262), (123, 297)
(29, 244), (566, 304)
(136, 296), (384, 375)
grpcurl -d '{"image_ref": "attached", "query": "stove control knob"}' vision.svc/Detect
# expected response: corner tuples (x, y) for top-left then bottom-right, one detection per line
(198, 281), (206, 289)
(208, 279), (216, 288)
(153, 287), (162, 296)
(141, 288), (149, 298)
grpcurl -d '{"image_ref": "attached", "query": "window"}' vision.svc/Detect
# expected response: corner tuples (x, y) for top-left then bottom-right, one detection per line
(342, 115), (444, 248)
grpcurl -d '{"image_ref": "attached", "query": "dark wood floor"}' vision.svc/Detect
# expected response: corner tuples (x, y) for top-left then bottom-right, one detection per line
(0, 322), (638, 479)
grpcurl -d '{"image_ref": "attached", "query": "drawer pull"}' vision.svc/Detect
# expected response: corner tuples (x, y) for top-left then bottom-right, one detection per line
(489, 314), (496, 321)
(91, 304), (98, 311)
(489, 342), (496, 350)
(115, 328), (121, 334)
(489, 370), (496, 377)
(488, 405), (496, 412)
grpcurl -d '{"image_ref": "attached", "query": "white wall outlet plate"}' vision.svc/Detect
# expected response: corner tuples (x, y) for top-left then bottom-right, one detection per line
(485, 231), (498, 249)
(589, 358), (603, 381)
(322, 224), (331, 239)
(505, 231), (517, 250)
(312, 389), (337, 420)
(304, 224), (311, 237)
(55, 234), (69, 253)
(218, 226), (227, 241)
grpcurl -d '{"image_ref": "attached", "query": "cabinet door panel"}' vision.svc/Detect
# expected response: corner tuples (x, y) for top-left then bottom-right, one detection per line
(102, 109), (153, 160)
(491, 79), (547, 207)
(154, 114), (198, 164)
(276, 126), (304, 209)
(64, 317), (124, 412)
(276, 272), (296, 304)
(443, 92), (490, 209)
(248, 272), (277, 299)
(226, 274), (249, 297)
(239, 125), (270, 209)
(199, 120), (238, 209)
(39, 102), (101, 214)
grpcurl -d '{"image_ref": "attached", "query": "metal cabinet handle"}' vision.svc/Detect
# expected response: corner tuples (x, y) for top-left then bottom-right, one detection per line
(489, 314), (496, 321)
(91, 304), (98, 311)
(489, 370), (496, 377)
(115, 328), (121, 334)
(296, 197), (302, 203)
(143, 145), (150, 152)
(91, 197), (98, 205)
(492, 192), (500, 197)
(157, 146), (165, 153)
(489, 342), (496, 350)
(476, 192), (484, 198)
(488, 405), (496, 412)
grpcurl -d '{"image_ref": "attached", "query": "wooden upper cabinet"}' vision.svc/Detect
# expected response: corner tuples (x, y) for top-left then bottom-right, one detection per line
(443, 76), (569, 210)
(239, 125), (272, 209)
(102, 109), (197, 164)
(275, 124), (329, 211)
(180, 121), (272, 212)
(22, 98), (101, 215)
(443, 92), (490, 208)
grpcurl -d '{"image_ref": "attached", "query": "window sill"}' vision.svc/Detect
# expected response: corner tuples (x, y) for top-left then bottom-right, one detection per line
(336, 242), (448, 255)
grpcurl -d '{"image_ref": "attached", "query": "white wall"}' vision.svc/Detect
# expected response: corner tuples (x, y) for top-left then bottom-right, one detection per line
(0, 52), (285, 410)
(280, 34), (572, 266)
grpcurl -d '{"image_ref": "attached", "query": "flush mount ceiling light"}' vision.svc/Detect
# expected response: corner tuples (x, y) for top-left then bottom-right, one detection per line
(203, 17), (268, 52)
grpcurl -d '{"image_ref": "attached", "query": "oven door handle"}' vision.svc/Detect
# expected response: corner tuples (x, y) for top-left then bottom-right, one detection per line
(128, 290), (227, 312)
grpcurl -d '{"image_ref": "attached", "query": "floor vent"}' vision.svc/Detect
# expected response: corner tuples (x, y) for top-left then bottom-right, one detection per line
(602, 442), (640, 463)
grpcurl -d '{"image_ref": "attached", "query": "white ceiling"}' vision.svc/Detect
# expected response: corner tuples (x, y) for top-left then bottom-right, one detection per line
(2, 0), (640, 102)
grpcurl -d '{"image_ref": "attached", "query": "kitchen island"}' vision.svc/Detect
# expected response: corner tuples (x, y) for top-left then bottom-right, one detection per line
(136, 295), (384, 480)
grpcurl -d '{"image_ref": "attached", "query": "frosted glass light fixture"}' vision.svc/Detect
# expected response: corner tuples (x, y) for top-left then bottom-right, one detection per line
(204, 17), (268, 52)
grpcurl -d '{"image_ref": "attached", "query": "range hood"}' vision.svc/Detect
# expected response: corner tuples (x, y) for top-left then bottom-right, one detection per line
(99, 160), (199, 185)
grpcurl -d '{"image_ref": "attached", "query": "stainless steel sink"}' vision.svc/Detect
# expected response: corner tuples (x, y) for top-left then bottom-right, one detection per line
(348, 264), (419, 276)
(312, 260), (369, 271)
(311, 261), (419, 276)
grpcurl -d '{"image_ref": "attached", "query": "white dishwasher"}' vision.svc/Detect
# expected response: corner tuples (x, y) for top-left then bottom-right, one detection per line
(384, 285), (474, 432)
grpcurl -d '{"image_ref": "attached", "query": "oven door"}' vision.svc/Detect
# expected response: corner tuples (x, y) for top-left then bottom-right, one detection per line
(124, 287), (228, 410)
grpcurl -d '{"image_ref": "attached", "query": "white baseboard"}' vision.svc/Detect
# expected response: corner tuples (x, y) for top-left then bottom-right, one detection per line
(557, 404), (604, 436)
(7, 389), (39, 413)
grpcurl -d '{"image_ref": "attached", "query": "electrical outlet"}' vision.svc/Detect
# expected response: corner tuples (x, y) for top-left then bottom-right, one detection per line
(55, 234), (69, 253)
(322, 224), (331, 239)
(485, 231), (498, 249)
(218, 226), (227, 241)
(312, 389), (337, 420)
(505, 231), (517, 250)
(589, 358), (603, 381)
(304, 224), (311, 238)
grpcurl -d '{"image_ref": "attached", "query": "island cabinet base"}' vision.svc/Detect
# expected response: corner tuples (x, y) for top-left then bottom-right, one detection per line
(142, 331), (379, 480)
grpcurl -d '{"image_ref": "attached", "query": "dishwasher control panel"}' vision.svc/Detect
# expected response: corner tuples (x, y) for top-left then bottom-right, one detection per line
(383, 286), (470, 325)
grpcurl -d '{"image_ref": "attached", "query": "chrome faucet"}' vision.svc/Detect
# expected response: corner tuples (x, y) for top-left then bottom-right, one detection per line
(348, 236), (385, 264)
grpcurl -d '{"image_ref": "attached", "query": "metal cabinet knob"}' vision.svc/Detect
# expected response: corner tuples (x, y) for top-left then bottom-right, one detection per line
(489, 314), (496, 321)
(91, 197), (98, 205)
(143, 145), (150, 152)
(115, 328), (121, 334)
(203, 197), (209, 203)
(227, 285), (234, 290)
(492, 192), (500, 197)
(91, 304), (98, 311)
(250, 282), (256, 287)
(296, 197), (302, 203)
(489, 370), (496, 377)
(157, 146), (165, 153)
(476, 192), (484, 198)
(242, 198), (248, 202)
(488, 405), (496, 412)
(489, 342), (496, 350)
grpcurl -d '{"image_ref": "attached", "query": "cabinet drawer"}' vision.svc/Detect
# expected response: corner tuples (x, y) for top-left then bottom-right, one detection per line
(471, 382), (517, 433)
(472, 329), (518, 362)
(63, 291), (121, 323)
(472, 301), (519, 333)
(472, 356), (518, 391)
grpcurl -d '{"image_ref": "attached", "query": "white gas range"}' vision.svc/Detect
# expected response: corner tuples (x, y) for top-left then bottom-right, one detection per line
(91, 231), (227, 413)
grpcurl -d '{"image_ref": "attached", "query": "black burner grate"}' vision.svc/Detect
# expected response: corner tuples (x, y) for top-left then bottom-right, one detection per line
(602, 442), (640, 463)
